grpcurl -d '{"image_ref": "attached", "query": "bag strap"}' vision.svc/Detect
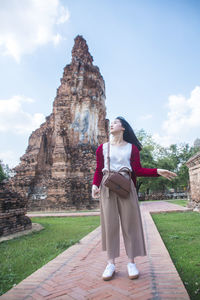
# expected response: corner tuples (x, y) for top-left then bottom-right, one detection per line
(107, 139), (110, 176)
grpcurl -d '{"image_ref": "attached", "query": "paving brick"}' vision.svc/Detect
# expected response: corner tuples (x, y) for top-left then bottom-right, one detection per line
(31, 292), (46, 300)
(52, 296), (74, 300)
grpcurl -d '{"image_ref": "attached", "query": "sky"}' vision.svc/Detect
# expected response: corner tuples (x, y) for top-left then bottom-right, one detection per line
(1, 0), (200, 168)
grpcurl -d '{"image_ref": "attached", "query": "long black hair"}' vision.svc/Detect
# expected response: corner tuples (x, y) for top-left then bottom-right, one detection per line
(115, 116), (142, 151)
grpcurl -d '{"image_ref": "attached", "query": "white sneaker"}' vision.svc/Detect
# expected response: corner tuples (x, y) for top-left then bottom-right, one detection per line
(127, 262), (139, 279)
(102, 263), (115, 280)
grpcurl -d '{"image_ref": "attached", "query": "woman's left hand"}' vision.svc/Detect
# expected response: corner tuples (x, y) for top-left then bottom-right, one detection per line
(157, 169), (177, 181)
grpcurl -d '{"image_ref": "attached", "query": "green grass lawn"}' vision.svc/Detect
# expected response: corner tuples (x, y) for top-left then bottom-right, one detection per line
(165, 199), (188, 207)
(0, 216), (100, 296)
(151, 211), (200, 300)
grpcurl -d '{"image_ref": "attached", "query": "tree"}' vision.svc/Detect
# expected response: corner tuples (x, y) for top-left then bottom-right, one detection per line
(0, 160), (7, 182)
(135, 129), (161, 194)
(135, 129), (200, 195)
(156, 143), (199, 191)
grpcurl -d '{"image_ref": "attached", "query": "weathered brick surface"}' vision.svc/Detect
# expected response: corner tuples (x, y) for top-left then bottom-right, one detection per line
(0, 182), (32, 237)
(9, 35), (108, 211)
(186, 151), (200, 211)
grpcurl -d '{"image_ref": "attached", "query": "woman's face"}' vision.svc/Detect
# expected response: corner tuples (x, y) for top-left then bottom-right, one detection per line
(110, 119), (125, 134)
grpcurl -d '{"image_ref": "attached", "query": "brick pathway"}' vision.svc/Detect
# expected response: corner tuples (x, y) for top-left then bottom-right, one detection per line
(1, 201), (191, 299)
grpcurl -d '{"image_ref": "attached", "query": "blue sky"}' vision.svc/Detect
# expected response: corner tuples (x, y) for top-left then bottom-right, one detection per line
(1, 0), (200, 168)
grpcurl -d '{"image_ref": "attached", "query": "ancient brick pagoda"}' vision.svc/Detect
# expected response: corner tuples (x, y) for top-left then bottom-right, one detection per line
(11, 35), (109, 211)
(186, 151), (200, 211)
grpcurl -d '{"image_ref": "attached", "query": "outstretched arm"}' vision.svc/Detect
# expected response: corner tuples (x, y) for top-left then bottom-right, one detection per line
(130, 144), (160, 177)
(130, 144), (177, 180)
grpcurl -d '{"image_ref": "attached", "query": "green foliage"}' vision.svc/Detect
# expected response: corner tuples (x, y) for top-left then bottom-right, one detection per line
(0, 161), (7, 183)
(135, 129), (199, 194)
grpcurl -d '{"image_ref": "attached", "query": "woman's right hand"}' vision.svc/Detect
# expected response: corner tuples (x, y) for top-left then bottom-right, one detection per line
(157, 169), (177, 180)
(92, 184), (100, 198)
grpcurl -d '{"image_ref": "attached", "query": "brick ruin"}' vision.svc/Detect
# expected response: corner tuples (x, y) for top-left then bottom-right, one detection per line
(0, 181), (32, 237)
(186, 151), (200, 211)
(9, 35), (109, 211)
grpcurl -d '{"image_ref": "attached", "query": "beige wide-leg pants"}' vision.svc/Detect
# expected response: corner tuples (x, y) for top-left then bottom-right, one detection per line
(99, 170), (147, 260)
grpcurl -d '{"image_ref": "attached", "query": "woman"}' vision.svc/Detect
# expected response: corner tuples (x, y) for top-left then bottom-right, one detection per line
(92, 116), (177, 281)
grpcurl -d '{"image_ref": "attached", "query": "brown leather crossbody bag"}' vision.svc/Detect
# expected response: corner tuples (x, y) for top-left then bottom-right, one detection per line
(103, 141), (132, 198)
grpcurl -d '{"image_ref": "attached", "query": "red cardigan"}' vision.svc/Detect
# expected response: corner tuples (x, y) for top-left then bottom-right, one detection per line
(92, 143), (160, 188)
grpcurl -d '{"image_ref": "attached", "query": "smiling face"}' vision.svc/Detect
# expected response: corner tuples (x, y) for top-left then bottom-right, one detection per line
(110, 118), (125, 134)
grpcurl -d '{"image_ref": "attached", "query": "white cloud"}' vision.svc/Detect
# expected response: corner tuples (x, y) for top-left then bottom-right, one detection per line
(152, 86), (200, 147)
(0, 0), (70, 62)
(0, 95), (45, 134)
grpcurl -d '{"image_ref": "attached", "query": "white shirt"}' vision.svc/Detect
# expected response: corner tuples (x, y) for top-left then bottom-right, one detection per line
(102, 142), (132, 172)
